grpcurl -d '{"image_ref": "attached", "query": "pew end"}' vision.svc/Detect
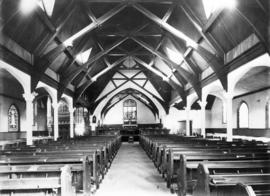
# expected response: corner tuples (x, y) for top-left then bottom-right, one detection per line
(233, 183), (256, 196)
(178, 154), (187, 196)
(193, 163), (211, 196)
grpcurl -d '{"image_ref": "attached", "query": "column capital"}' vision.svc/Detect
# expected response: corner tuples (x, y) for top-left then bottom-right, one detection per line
(69, 107), (76, 113)
(184, 105), (191, 111)
(23, 92), (37, 102)
(225, 92), (234, 100)
(52, 102), (59, 109)
(198, 100), (207, 108)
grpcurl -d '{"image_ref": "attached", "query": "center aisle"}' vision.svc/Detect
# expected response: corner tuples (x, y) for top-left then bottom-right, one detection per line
(94, 143), (173, 196)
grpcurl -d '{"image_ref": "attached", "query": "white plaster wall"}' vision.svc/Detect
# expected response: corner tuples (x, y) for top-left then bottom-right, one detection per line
(206, 98), (226, 128)
(233, 89), (270, 128)
(163, 107), (202, 134)
(103, 96), (156, 125)
(206, 89), (270, 129)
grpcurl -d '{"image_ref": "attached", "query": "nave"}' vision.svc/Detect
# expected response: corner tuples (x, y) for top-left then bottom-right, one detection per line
(94, 143), (171, 196)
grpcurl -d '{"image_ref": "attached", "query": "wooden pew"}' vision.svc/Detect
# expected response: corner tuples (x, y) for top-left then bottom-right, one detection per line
(167, 150), (270, 190)
(178, 157), (270, 196)
(193, 163), (270, 196)
(0, 154), (94, 195)
(0, 165), (76, 196)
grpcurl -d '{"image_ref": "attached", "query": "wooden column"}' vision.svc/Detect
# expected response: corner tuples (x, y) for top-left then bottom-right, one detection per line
(199, 100), (207, 138)
(226, 94), (233, 141)
(52, 102), (59, 141)
(23, 93), (35, 145)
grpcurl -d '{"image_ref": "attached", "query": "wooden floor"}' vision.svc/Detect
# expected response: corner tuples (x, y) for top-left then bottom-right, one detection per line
(94, 143), (173, 196)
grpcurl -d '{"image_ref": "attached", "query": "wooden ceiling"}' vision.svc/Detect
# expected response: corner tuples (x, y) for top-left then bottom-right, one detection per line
(1, 0), (268, 112)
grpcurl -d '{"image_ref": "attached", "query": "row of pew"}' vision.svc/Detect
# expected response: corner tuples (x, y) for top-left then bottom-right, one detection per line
(140, 134), (270, 196)
(0, 135), (121, 195)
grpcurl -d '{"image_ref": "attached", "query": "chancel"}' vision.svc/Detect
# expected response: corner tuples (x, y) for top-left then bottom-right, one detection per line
(0, 0), (270, 195)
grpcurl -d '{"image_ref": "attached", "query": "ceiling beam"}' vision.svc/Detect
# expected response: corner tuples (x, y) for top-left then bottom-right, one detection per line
(179, 2), (224, 57)
(82, 0), (176, 3)
(165, 33), (200, 75)
(132, 3), (197, 48)
(96, 32), (163, 37)
(33, 1), (76, 55)
(130, 94), (158, 116)
(133, 56), (186, 101)
(162, 3), (176, 23)
(74, 55), (129, 102)
(102, 94), (129, 117)
(58, 37), (128, 100)
(167, 34), (227, 90)
(44, 3), (127, 58)
(235, 6), (268, 50)
(93, 70), (144, 104)
(132, 37), (201, 99)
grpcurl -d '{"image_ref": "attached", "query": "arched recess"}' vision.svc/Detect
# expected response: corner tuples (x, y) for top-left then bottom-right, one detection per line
(0, 67), (26, 135)
(93, 82), (167, 119)
(58, 98), (70, 138)
(101, 88), (159, 120)
(202, 80), (226, 103)
(187, 92), (199, 108)
(228, 53), (270, 94)
(33, 87), (53, 136)
(8, 104), (20, 132)
(74, 107), (90, 136)
(0, 60), (31, 94)
(36, 82), (57, 104)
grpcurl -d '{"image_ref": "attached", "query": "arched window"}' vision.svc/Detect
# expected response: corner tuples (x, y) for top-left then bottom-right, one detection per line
(8, 104), (20, 132)
(266, 100), (270, 128)
(123, 99), (137, 124)
(238, 101), (249, 128)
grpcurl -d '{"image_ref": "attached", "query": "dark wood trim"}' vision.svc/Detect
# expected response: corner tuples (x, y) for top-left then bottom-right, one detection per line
(233, 87), (270, 100)
(0, 93), (25, 102)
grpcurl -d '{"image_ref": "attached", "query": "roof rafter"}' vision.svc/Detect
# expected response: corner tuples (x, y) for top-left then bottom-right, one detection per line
(74, 55), (129, 102)
(179, 2), (224, 57)
(132, 37), (201, 99)
(44, 3), (127, 59)
(133, 56), (186, 102)
(33, 0), (76, 55)
(132, 3), (198, 50)
(58, 37), (128, 99)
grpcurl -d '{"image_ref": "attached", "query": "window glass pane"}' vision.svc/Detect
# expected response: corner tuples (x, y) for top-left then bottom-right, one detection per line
(239, 102), (249, 128)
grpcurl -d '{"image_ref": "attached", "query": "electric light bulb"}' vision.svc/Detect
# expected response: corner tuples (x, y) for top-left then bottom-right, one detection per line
(20, 0), (37, 14)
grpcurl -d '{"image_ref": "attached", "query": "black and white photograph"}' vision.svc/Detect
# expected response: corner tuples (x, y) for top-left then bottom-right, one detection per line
(0, 0), (270, 195)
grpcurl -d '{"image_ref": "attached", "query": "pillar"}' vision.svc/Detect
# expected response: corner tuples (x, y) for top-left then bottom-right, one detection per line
(23, 93), (35, 145)
(52, 102), (59, 141)
(185, 105), (191, 136)
(69, 107), (74, 138)
(199, 100), (207, 138)
(47, 97), (52, 136)
(226, 94), (233, 142)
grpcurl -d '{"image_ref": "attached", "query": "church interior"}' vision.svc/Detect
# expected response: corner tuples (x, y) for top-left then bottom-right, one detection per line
(0, 0), (270, 195)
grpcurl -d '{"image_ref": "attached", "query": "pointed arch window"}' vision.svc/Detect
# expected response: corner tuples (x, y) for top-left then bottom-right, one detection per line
(123, 99), (137, 125)
(238, 101), (249, 128)
(8, 104), (20, 132)
(266, 100), (270, 128)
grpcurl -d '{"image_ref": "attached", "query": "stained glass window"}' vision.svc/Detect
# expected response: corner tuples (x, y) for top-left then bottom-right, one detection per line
(8, 104), (19, 132)
(123, 99), (137, 124)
